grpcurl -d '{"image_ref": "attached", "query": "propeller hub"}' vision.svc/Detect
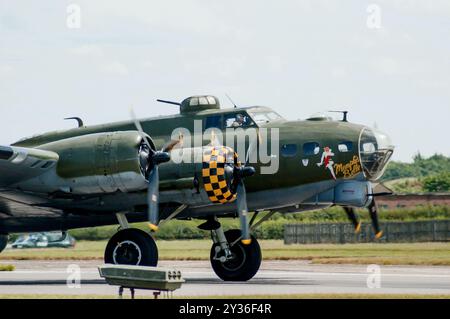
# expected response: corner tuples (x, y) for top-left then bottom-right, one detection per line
(153, 151), (171, 165)
(236, 166), (256, 179)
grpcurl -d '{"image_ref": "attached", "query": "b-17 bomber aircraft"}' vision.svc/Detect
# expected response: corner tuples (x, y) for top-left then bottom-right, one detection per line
(0, 95), (394, 281)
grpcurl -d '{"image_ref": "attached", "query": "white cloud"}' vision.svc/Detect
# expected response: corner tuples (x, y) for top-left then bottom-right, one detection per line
(370, 57), (400, 76)
(141, 60), (155, 69)
(265, 56), (283, 73)
(69, 45), (104, 58)
(101, 61), (129, 75)
(331, 66), (347, 79)
(0, 0), (449, 161)
(0, 64), (14, 77)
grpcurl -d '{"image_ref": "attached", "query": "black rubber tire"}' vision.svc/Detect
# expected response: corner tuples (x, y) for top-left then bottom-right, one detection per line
(0, 234), (8, 253)
(104, 228), (158, 266)
(210, 229), (261, 281)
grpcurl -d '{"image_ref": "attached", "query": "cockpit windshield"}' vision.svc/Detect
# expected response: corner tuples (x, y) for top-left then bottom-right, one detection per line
(247, 110), (284, 125)
(359, 128), (394, 181)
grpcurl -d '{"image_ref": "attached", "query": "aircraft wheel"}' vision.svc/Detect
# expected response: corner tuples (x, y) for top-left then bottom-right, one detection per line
(0, 234), (8, 253)
(104, 228), (158, 266)
(210, 229), (261, 281)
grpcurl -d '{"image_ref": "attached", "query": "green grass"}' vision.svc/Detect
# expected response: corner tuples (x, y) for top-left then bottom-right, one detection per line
(0, 293), (448, 299)
(0, 264), (15, 271)
(52, 206), (450, 242)
(2, 240), (450, 266)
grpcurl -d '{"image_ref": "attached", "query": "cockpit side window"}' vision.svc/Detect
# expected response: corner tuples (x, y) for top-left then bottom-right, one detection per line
(224, 113), (254, 128)
(303, 142), (320, 156)
(247, 110), (283, 125)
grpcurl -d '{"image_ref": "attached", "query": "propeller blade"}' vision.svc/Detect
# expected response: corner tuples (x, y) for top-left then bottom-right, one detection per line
(343, 207), (361, 234)
(368, 199), (383, 239)
(162, 139), (181, 153)
(245, 140), (257, 166)
(147, 166), (160, 231)
(236, 181), (251, 245)
(129, 108), (171, 233)
(130, 107), (151, 149)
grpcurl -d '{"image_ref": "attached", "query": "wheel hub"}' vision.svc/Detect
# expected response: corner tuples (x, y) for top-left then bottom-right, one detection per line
(113, 240), (142, 265)
(221, 244), (246, 271)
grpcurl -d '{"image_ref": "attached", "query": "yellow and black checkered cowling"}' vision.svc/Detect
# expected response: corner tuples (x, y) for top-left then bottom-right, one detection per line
(202, 146), (240, 204)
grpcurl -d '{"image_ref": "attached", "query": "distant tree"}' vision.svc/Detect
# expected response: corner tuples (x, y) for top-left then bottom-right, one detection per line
(422, 173), (450, 193)
(382, 161), (416, 180)
(413, 152), (423, 162)
(382, 153), (450, 181)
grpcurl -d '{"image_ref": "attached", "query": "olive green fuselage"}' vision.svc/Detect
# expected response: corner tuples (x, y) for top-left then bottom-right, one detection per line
(2, 105), (378, 233)
(14, 107), (365, 194)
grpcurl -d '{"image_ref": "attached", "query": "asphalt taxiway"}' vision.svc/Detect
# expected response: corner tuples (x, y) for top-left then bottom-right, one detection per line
(0, 260), (449, 297)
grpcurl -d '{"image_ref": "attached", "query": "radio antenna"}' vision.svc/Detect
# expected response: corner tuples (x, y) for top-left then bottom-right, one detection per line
(64, 117), (84, 127)
(329, 110), (349, 122)
(225, 94), (238, 108)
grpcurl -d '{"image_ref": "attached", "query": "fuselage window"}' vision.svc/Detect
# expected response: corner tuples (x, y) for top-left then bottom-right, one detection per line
(362, 142), (376, 153)
(338, 141), (353, 153)
(281, 144), (297, 157)
(303, 142), (320, 156)
(205, 115), (222, 129)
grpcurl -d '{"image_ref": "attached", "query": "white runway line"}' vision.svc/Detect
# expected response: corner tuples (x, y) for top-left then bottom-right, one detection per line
(1, 261), (449, 296)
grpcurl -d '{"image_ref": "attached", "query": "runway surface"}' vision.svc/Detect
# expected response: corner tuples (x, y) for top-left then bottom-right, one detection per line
(1, 260), (450, 297)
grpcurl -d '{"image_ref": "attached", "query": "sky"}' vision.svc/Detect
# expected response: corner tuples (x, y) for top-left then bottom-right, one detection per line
(0, 0), (449, 162)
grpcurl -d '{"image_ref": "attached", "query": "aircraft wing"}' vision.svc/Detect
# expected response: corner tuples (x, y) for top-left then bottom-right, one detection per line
(0, 145), (59, 187)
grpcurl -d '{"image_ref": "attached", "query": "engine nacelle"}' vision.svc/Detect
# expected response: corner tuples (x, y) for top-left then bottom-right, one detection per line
(157, 145), (240, 206)
(37, 131), (152, 194)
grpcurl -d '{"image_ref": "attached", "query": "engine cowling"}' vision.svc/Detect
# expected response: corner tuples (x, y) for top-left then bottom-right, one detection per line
(39, 131), (154, 194)
(162, 144), (242, 205)
(201, 145), (239, 204)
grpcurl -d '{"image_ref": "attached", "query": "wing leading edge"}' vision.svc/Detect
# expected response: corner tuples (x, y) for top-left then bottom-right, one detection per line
(0, 145), (59, 187)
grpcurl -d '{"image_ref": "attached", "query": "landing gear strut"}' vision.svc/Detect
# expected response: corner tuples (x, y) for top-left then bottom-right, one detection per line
(210, 228), (261, 282)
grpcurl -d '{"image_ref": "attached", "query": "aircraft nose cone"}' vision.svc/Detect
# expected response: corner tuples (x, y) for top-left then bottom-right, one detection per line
(359, 128), (394, 181)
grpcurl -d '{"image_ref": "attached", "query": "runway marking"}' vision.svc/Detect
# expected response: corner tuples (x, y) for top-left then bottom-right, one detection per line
(3, 271), (99, 274)
(2, 270), (449, 279)
(186, 271), (450, 279)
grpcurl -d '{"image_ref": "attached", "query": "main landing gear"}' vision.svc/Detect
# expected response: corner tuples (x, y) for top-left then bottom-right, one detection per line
(104, 213), (261, 282)
(200, 219), (262, 281)
(104, 213), (158, 266)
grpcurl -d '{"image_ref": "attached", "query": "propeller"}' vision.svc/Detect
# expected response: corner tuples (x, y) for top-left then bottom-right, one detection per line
(232, 138), (257, 245)
(233, 166), (256, 245)
(131, 108), (177, 231)
(368, 198), (383, 239)
(343, 207), (361, 234)
(206, 129), (257, 245)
